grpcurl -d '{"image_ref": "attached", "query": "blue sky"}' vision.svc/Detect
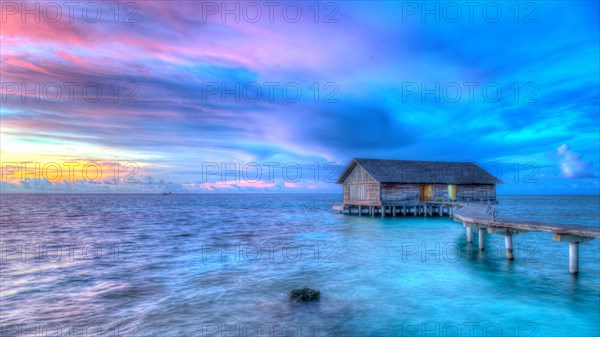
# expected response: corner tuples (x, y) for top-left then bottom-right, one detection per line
(1, 1), (598, 193)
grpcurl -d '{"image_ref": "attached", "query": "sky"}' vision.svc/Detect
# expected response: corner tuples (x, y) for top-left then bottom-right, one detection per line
(1, 0), (599, 194)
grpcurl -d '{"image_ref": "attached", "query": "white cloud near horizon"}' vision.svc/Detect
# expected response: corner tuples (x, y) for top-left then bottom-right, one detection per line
(555, 144), (596, 179)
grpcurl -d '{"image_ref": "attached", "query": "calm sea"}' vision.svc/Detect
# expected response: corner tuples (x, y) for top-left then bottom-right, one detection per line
(1, 194), (598, 337)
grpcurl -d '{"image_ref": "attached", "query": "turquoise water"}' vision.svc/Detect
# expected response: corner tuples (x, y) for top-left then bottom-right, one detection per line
(0, 194), (598, 336)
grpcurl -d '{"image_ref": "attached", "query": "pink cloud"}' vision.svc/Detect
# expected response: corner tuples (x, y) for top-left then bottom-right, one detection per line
(283, 182), (301, 188)
(3, 57), (53, 75)
(186, 180), (277, 191)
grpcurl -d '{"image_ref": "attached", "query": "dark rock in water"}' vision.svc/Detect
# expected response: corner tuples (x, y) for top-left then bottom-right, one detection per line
(289, 288), (320, 302)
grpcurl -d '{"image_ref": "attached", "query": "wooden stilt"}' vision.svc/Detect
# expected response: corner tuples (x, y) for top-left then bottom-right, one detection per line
(569, 242), (579, 274)
(505, 235), (514, 260)
(478, 228), (486, 251)
(552, 234), (594, 274)
(465, 224), (473, 243)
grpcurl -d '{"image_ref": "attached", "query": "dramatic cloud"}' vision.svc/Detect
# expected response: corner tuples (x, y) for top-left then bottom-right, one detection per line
(1, 1), (599, 193)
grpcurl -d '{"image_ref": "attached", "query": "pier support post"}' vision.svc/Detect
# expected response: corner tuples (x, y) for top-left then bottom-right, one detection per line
(381, 206), (384, 218)
(478, 228), (486, 251)
(358, 205), (362, 216)
(552, 234), (594, 274)
(569, 242), (579, 274)
(505, 235), (514, 260)
(464, 223), (473, 243)
(487, 228), (527, 260)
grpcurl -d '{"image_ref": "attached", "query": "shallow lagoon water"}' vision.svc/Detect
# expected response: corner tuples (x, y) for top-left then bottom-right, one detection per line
(1, 194), (598, 336)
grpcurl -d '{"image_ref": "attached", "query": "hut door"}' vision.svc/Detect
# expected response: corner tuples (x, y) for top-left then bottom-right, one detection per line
(419, 185), (433, 201)
(448, 184), (457, 200)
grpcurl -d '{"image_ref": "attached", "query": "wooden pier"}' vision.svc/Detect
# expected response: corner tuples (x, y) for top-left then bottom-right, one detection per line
(454, 203), (599, 274)
(332, 201), (599, 273)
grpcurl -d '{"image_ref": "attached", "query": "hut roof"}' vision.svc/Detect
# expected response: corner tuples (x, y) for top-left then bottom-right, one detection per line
(336, 158), (503, 184)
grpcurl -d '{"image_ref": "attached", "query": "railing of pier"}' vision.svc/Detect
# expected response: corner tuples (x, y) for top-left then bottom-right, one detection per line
(486, 202), (498, 221)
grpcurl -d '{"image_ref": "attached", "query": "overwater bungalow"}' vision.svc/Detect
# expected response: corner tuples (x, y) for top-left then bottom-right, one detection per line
(334, 158), (503, 216)
(332, 158), (599, 274)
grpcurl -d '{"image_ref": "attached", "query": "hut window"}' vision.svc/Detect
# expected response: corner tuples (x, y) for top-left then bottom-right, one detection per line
(448, 184), (457, 199)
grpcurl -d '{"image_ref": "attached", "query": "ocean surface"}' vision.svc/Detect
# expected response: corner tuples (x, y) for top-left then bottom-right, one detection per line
(1, 194), (599, 337)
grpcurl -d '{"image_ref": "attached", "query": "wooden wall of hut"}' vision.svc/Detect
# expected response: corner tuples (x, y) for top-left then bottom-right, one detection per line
(342, 164), (381, 205)
(381, 184), (420, 202)
(456, 184), (496, 201)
